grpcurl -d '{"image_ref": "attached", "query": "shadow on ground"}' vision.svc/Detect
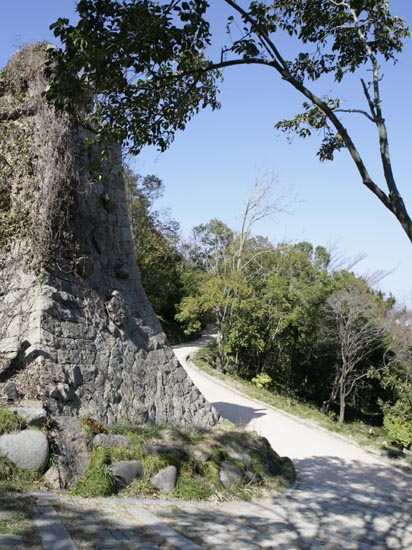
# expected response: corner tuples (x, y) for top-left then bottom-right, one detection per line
(0, 493), (43, 550)
(155, 457), (412, 549)
(211, 401), (267, 426)
(294, 454), (411, 496)
(4, 456), (408, 549)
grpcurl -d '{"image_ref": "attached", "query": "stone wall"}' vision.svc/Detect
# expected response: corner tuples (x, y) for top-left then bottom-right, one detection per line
(0, 44), (218, 427)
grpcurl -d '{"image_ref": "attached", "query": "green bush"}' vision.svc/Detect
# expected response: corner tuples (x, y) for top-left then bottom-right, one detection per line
(251, 373), (272, 389)
(383, 398), (412, 449)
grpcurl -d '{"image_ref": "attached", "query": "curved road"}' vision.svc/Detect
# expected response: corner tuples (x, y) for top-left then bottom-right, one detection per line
(174, 340), (412, 549)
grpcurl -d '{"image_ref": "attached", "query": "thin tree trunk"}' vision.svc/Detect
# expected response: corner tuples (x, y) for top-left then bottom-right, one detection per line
(339, 379), (346, 424)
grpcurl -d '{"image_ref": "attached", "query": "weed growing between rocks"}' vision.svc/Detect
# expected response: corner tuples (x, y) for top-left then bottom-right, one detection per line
(0, 43), (81, 272)
(0, 406), (26, 435)
(0, 455), (41, 492)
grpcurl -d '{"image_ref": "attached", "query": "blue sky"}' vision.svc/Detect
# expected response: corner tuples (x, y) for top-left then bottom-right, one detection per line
(1, 1), (411, 305)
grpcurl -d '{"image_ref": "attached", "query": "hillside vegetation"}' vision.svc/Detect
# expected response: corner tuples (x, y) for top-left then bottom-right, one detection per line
(128, 174), (412, 452)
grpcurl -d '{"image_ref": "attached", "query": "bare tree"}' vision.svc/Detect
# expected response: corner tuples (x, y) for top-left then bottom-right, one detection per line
(178, 171), (291, 369)
(324, 281), (387, 423)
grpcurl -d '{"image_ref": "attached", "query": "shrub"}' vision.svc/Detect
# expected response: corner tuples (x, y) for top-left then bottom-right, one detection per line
(251, 373), (272, 389)
(383, 398), (412, 449)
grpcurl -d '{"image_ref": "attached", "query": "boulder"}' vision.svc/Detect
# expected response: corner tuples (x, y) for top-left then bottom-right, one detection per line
(9, 406), (47, 427)
(150, 465), (177, 493)
(43, 465), (63, 490)
(93, 433), (131, 448)
(265, 460), (279, 477)
(219, 461), (243, 489)
(244, 470), (264, 486)
(227, 450), (251, 467)
(0, 429), (49, 471)
(192, 445), (212, 462)
(1, 383), (21, 402)
(52, 417), (91, 487)
(109, 460), (143, 489)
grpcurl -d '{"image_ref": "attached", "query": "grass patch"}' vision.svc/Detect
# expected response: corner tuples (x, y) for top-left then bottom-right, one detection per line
(0, 407), (26, 435)
(0, 493), (41, 549)
(0, 455), (41, 492)
(70, 447), (116, 497)
(70, 419), (294, 501)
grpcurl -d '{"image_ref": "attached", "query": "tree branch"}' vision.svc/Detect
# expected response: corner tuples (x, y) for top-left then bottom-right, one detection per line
(334, 108), (375, 122)
(223, 0), (289, 72)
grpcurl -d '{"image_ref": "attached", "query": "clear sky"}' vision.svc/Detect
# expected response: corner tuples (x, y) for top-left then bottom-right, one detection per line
(1, 1), (411, 305)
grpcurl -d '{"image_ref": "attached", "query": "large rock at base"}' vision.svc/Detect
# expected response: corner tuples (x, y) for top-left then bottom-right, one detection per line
(109, 460), (143, 489)
(150, 465), (177, 493)
(0, 44), (218, 430)
(52, 417), (91, 488)
(0, 429), (49, 471)
(219, 461), (243, 489)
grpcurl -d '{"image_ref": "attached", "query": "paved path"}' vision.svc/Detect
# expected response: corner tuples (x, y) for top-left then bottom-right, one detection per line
(173, 341), (412, 549)
(1, 341), (411, 549)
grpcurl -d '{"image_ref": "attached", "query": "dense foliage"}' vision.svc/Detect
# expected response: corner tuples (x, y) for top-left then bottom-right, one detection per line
(129, 169), (410, 439)
(125, 168), (188, 338)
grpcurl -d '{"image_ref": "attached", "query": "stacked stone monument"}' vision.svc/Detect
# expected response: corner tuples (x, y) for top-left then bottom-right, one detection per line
(0, 44), (217, 428)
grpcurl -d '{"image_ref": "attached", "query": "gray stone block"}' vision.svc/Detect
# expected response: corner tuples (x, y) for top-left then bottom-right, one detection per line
(150, 465), (177, 493)
(0, 429), (49, 471)
(219, 461), (243, 489)
(9, 406), (47, 427)
(109, 460), (143, 489)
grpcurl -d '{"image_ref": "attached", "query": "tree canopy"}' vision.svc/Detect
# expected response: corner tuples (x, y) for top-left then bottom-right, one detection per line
(46, 0), (412, 242)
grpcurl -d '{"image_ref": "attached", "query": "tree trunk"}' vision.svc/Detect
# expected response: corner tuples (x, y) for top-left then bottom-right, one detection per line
(339, 383), (346, 424)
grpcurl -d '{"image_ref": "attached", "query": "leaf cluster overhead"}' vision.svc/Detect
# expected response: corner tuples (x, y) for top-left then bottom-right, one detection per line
(46, 1), (412, 242)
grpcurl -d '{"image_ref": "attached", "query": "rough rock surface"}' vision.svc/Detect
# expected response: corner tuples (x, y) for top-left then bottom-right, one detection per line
(52, 417), (91, 488)
(192, 445), (212, 462)
(150, 465), (177, 493)
(0, 429), (49, 471)
(228, 450), (251, 467)
(93, 433), (131, 448)
(43, 466), (62, 491)
(109, 460), (143, 489)
(8, 405), (47, 427)
(219, 461), (243, 489)
(0, 44), (218, 428)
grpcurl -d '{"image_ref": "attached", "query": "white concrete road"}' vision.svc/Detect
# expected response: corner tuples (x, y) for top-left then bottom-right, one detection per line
(174, 341), (411, 498)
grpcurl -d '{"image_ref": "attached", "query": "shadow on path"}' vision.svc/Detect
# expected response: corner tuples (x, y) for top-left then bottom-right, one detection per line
(211, 401), (267, 426)
(294, 454), (411, 499)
